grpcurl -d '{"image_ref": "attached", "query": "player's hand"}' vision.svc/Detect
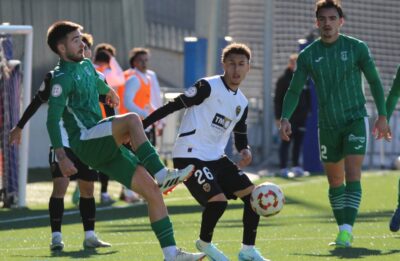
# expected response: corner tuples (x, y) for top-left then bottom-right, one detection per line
(237, 148), (252, 168)
(372, 115), (390, 141)
(279, 118), (292, 141)
(106, 89), (120, 108)
(9, 126), (22, 145)
(58, 157), (78, 177)
(55, 148), (78, 177)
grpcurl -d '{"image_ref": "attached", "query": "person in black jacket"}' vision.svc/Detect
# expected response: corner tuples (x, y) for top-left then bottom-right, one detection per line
(274, 53), (311, 177)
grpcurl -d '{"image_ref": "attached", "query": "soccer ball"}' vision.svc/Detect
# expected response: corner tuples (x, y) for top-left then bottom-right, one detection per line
(250, 182), (285, 217)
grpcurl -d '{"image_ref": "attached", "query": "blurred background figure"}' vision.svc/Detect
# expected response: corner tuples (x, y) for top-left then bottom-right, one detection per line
(120, 47), (166, 203)
(93, 43), (126, 204)
(124, 47), (165, 145)
(274, 53), (310, 178)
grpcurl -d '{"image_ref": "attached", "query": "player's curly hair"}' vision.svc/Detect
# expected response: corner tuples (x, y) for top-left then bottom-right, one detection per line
(221, 42), (251, 63)
(81, 33), (93, 49)
(129, 47), (150, 68)
(47, 20), (83, 54)
(94, 43), (117, 57)
(315, 0), (344, 18)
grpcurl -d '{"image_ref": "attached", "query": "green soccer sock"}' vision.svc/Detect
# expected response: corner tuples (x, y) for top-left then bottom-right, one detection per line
(344, 181), (362, 226)
(151, 216), (176, 248)
(328, 184), (345, 226)
(136, 141), (166, 177)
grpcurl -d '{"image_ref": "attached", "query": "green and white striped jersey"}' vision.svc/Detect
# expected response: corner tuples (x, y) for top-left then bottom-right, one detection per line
(282, 34), (386, 129)
(46, 58), (111, 149)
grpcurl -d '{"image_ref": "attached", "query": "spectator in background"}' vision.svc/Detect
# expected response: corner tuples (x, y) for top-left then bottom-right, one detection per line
(274, 53), (310, 177)
(93, 43), (126, 204)
(124, 47), (165, 145)
(121, 48), (165, 203)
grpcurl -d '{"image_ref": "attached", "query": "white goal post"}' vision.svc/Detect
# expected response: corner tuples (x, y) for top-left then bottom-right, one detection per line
(0, 25), (33, 207)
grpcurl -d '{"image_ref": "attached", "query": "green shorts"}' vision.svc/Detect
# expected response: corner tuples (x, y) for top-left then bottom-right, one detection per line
(318, 117), (368, 163)
(72, 118), (139, 188)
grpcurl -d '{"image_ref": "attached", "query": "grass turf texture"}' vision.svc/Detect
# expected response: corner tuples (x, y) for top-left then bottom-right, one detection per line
(1, 169), (400, 260)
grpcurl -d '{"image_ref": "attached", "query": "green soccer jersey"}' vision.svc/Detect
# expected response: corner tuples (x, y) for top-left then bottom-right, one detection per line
(386, 65), (400, 121)
(46, 58), (111, 149)
(282, 34), (386, 129)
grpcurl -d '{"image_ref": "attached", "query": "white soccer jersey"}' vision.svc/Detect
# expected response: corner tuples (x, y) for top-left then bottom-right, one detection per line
(172, 76), (248, 160)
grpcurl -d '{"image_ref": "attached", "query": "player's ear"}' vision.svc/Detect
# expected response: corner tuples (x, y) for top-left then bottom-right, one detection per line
(339, 17), (344, 27)
(57, 43), (65, 55)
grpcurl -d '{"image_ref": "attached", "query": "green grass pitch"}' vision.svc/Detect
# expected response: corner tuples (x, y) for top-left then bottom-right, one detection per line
(1, 170), (400, 260)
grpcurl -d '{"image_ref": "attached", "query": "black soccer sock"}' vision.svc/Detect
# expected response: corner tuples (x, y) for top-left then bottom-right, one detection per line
(200, 201), (227, 242)
(99, 172), (109, 193)
(79, 197), (96, 231)
(241, 194), (260, 245)
(49, 197), (64, 233)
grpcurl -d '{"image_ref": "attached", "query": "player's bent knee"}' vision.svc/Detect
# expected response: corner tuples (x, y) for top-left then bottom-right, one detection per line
(125, 113), (141, 126)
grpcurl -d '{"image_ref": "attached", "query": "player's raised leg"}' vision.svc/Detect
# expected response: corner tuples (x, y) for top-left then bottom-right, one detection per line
(111, 113), (194, 194)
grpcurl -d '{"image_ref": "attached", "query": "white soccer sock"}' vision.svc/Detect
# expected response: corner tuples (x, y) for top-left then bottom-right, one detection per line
(52, 231), (62, 238)
(241, 244), (255, 251)
(339, 224), (352, 233)
(85, 230), (95, 239)
(197, 239), (210, 248)
(154, 168), (168, 185)
(162, 245), (178, 261)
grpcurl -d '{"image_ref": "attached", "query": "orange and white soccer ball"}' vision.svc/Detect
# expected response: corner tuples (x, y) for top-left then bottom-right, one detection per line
(250, 182), (285, 217)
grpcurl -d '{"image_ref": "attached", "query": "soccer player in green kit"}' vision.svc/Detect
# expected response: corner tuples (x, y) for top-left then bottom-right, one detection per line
(386, 66), (400, 232)
(45, 20), (205, 261)
(279, 0), (390, 247)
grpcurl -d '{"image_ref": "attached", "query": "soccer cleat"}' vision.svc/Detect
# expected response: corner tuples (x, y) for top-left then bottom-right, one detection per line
(195, 240), (229, 261)
(100, 193), (116, 204)
(83, 234), (111, 248)
(389, 207), (400, 232)
(72, 186), (80, 205)
(238, 247), (270, 261)
(159, 165), (195, 195)
(50, 234), (64, 251)
(291, 166), (305, 177)
(329, 230), (353, 247)
(168, 248), (206, 261)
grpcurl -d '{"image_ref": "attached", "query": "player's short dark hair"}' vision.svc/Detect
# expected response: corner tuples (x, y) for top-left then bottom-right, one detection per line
(221, 42), (251, 63)
(315, 0), (344, 18)
(94, 51), (111, 64)
(94, 43), (116, 57)
(129, 47), (149, 68)
(47, 20), (83, 54)
(81, 33), (93, 49)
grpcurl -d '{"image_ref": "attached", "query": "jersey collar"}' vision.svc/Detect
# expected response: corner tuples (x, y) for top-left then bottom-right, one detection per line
(220, 75), (238, 95)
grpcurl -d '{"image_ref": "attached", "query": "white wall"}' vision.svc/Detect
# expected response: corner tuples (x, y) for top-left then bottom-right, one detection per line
(28, 105), (50, 168)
